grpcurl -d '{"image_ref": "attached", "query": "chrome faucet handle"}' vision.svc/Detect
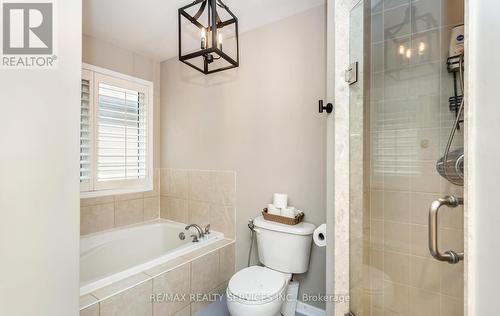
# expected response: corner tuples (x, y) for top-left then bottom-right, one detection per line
(204, 224), (211, 235)
(190, 234), (199, 242)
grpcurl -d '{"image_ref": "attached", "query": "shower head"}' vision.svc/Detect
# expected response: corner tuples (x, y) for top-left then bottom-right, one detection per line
(436, 148), (464, 186)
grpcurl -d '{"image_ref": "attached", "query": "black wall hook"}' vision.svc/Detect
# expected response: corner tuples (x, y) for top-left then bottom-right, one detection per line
(319, 100), (333, 114)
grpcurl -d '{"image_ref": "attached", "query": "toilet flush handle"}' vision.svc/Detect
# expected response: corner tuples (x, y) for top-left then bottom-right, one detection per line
(253, 228), (261, 235)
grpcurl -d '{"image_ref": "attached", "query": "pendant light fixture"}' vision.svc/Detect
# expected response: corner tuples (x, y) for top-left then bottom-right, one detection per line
(178, 0), (239, 74)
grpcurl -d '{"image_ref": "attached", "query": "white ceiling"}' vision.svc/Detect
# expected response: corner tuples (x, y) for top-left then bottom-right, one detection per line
(83, 0), (325, 62)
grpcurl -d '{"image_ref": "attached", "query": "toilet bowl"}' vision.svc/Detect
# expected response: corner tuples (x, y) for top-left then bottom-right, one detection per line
(226, 266), (291, 316)
(226, 216), (315, 316)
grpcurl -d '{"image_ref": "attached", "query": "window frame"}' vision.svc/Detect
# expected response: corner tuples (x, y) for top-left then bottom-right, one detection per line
(80, 63), (154, 198)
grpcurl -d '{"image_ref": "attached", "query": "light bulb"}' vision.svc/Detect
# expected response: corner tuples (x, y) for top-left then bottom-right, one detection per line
(399, 45), (405, 55)
(200, 28), (206, 49)
(418, 42), (426, 55)
(218, 33), (223, 50)
(406, 48), (412, 59)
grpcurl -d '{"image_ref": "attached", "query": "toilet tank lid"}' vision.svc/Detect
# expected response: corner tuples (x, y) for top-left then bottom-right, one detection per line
(253, 216), (316, 235)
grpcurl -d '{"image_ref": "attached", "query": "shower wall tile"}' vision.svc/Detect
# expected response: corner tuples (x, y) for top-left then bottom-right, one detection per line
(384, 5), (411, 40)
(410, 224), (429, 257)
(384, 221), (410, 253)
(384, 69), (409, 100)
(411, 30), (441, 65)
(368, 1), (465, 315)
(384, 191), (410, 222)
(410, 192), (440, 225)
(409, 287), (441, 316)
(409, 63), (441, 98)
(441, 294), (463, 316)
(411, 0), (441, 33)
(385, 36), (410, 71)
(441, 0), (464, 27)
(410, 160), (441, 193)
(384, 251), (410, 284)
(416, 128), (440, 160)
(383, 281), (410, 314)
(441, 261), (464, 298)
(160, 168), (236, 239)
(409, 256), (441, 292)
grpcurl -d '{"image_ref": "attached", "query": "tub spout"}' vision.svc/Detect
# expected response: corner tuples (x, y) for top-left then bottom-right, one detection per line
(185, 224), (204, 240)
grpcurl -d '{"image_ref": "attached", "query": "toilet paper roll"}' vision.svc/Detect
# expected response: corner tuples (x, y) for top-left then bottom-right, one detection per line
(273, 193), (288, 209)
(313, 224), (327, 247)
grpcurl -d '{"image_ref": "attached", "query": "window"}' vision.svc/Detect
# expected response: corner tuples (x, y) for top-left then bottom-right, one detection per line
(80, 65), (153, 197)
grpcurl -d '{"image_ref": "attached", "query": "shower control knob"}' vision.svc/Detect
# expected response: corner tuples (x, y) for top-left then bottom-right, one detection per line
(319, 100), (333, 114)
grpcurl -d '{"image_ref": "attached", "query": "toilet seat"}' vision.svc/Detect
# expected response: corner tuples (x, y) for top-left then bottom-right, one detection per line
(227, 266), (290, 305)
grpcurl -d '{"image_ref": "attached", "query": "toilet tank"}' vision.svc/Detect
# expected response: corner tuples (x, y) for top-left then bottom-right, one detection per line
(253, 216), (315, 274)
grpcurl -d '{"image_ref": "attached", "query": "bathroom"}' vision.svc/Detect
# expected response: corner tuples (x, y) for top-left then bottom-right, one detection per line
(1, 0), (499, 316)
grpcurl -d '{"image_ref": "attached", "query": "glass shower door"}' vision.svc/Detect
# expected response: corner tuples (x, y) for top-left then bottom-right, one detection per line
(346, 0), (466, 315)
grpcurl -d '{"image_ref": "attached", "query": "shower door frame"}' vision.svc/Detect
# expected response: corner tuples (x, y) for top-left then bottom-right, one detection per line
(325, 0), (473, 315)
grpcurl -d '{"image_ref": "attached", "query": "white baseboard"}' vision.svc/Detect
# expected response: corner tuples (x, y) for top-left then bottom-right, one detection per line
(296, 302), (326, 316)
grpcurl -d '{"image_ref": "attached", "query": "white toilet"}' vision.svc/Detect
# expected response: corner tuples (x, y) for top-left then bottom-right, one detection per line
(226, 216), (315, 316)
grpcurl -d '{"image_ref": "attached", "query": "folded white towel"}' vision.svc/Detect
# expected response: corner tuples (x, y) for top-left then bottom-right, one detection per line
(267, 204), (281, 215)
(281, 206), (296, 218)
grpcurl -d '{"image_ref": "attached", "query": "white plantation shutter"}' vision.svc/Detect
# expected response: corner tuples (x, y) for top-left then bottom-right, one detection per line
(80, 65), (153, 195)
(80, 69), (93, 191)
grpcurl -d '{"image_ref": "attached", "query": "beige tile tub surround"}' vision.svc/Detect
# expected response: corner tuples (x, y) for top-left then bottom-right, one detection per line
(160, 169), (236, 238)
(80, 170), (160, 235)
(80, 239), (235, 316)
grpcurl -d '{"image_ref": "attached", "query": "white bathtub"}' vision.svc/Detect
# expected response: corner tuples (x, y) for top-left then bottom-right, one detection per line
(80, 219), (223, 296)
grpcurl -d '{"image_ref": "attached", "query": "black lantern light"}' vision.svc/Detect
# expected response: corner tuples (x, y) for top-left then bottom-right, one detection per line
(178, 0), (239, 75)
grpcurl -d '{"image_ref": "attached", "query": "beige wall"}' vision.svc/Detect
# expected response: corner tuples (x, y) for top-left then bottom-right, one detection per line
(80, 35), (162, 234)
(160, 6), (327, 307)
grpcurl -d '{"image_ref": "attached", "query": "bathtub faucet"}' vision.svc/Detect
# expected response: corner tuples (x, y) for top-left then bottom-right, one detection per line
(185, 224), (204, 242)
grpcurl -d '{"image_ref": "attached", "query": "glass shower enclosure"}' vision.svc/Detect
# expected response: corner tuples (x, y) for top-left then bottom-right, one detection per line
(345, 0), (466, 315)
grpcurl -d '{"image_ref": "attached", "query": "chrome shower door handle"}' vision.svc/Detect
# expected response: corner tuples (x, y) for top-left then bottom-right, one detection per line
(428, 195), (464, 264)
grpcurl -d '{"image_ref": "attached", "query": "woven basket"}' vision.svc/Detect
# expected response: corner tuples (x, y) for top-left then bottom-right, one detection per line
(262, 208), (305, 225)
